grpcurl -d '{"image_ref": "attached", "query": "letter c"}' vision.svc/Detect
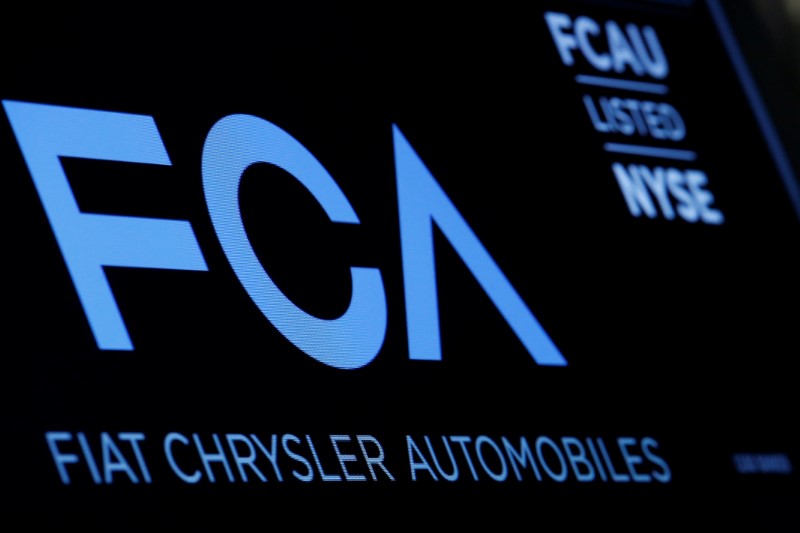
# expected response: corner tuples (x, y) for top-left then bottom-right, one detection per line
(202, 114), (387, 369)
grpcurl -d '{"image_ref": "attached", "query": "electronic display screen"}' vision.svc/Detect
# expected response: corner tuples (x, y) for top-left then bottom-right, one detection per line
(2, 0), (797, 529)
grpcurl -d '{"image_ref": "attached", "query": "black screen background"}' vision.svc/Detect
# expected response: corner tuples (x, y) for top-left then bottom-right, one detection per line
(1, 1), (797, 529)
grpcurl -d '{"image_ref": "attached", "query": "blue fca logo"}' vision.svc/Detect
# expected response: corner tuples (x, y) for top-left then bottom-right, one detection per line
(3, 100), (566, 369)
